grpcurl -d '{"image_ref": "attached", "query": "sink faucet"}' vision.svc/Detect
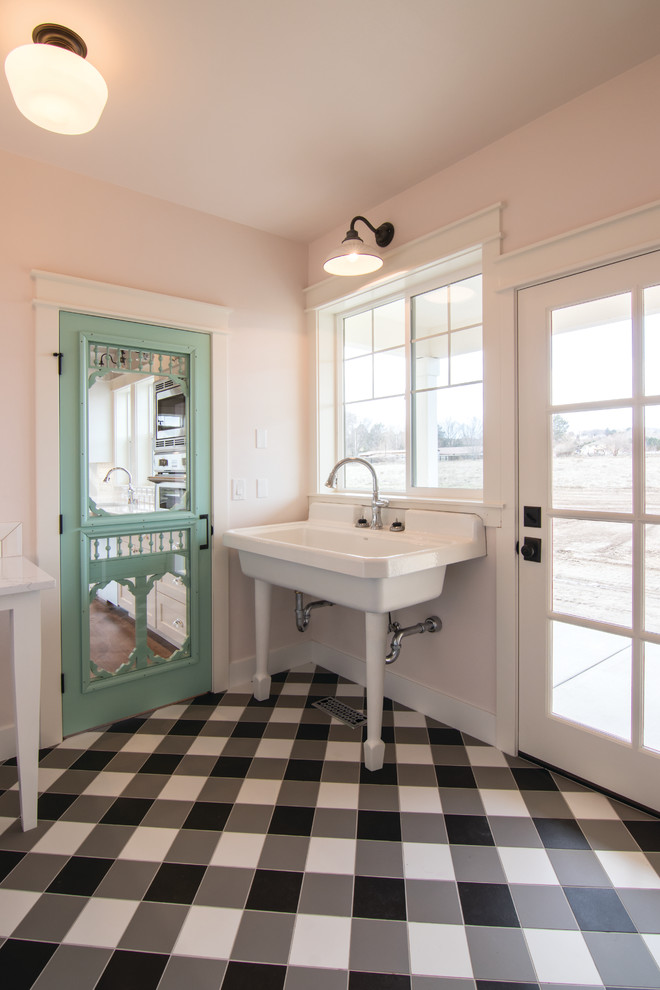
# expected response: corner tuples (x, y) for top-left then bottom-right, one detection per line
(103, 466), (137, 505)
(325, 457), (389, 529)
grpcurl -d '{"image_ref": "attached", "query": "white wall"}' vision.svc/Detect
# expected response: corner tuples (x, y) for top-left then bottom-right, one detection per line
(0, 148), (308, 749)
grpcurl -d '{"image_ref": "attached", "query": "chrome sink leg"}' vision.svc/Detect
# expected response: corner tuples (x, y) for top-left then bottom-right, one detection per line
(363, 611), (388, 771)
(253, 579), (272, 701)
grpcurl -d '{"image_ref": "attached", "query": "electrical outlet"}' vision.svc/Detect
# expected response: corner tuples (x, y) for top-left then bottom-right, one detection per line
(231, 478), (247, 500)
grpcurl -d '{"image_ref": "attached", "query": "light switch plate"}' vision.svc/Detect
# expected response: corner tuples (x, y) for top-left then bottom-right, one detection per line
(256, 428), (268, 449)
(231, 478), (247, 500)
(257, 478), (269, 498)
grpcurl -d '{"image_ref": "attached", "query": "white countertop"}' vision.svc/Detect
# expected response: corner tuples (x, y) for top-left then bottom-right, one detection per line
(0, 556), (56, 597)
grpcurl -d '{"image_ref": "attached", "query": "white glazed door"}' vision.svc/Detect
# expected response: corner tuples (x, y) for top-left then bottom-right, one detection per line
(518, 252), (660, 811)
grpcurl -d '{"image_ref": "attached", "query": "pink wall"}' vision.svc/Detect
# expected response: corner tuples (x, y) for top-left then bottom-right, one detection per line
(308, 54), (660, 282)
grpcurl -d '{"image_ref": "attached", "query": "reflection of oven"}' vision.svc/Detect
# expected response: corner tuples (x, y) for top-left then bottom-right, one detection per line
(155, 380), (186, 442)
(157, 482), (187, 510)
(148, 449), (187, 510)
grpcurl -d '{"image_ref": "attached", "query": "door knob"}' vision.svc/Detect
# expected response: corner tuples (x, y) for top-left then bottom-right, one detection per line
(520, 537), (542, 563)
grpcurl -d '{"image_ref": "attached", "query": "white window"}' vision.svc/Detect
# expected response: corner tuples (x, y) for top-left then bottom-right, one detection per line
(331, 266), (483, 498)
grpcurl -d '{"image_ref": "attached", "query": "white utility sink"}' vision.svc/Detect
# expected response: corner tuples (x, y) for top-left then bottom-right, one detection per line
(223, 503), (486, 771)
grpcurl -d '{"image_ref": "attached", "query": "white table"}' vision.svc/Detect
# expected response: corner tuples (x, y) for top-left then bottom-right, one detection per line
(0, 556), (55, 830)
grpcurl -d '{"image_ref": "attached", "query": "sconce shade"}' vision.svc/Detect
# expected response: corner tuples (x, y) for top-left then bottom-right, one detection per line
(323, 217), (395, 276)
(4, 26), (107, 135)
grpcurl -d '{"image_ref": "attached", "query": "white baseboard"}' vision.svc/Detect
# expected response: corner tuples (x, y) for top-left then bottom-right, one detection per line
(229, 640), (496, 746)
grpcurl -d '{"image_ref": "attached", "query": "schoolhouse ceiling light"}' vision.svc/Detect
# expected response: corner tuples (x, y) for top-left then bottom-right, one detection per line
(4, 23), (108, 135)
(323, 216), (395, 276)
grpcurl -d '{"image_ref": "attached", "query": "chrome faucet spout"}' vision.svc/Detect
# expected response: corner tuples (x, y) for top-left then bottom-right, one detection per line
(324, 456), (388, 529)
(103, 466), (137, 505)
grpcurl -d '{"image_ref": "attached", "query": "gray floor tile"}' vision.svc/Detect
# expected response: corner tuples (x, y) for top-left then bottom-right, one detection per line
(584, 931), (660, 988)
(298, 872), (354, 916)
(395, 728), (431, 745)
(355, 839), (404, 877)
(258, 834), (310, 871)
(619, 887), (660, 933)
(0, 790), (21, 817)
(95, 859), (159, 900)
(225, 803), (273, 833)
(322, 761), (361, 783)
(141, 798), (192, 828)
(450, 844), (507, 883)
(221, 738), (260, 757)
(405, 879), (463, 923)
(411, 978), (476, 989)
(106, 752), (149, 772)
(488, 817), (543, 848)
(194, 866), (254, 908)
(290, 740), (327, 760)
(397, 765), (438, 787)
(76, 823), (132, 858)
(285, 966), (348, 990)
(578, 818), (640, 851)
(197, 777), (243, 803)
(31, 944), (112, 990)
(359, 785), (400, 812)
(0, 852), (68, 891)
(521, 791), (575, 819)
(176, 755), (219, 776)
(349, 918), (410, 973)
(247, 757), (289, 778)
(432, 746), (470, 766)
(119, 900), (190, 953)
(120, 773), (170, 798)
(60, 795), (116, 822)
(231, 909), (295, 964)
(472, 767), (517, 789)
(158, 955), (227, 990)
(312, 808), (357, 838)
(13, 892), (87, 941)
(439, 790), (486, 816)
(510, 883), (578, 929)
(278, 780), (320, 806)
(165, 828), (219, 865)
(400, 812), (447, 843)
(546, 849), (612, 886)
(465, 925), (537, 982)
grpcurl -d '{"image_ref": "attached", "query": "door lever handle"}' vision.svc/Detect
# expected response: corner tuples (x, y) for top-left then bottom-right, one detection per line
(200, 513), (212, 551)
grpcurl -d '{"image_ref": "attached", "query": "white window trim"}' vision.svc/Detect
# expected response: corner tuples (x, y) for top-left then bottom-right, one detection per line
(33, 270), (231, 747)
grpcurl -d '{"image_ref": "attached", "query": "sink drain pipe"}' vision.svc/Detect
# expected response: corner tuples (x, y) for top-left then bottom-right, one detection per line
(386, 615), (441, 664)
(295, 591), (333, 632)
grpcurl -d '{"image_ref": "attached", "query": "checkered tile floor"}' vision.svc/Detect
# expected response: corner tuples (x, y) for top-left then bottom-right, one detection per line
(1, 663), (660, 990)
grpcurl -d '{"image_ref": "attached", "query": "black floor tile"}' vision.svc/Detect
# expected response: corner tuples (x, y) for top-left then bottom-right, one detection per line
(359, 762), (398, 786)
(138, 753), (183, 775)
(144, 862), (206, 904)
(357, 809), (402, 842)
(296, 723), (330, 740)
(245, 868), (303, 912)
(268, 805), (315, 836)
(0, 938), (57, 989)
(169, 719), (207, 736)
(101, 797), (154, 826)
(349, 973), (411, 989)
(476, 982), (538, 990)
(434, 765), (477, 788)
(190, 691), (226, 706)
(182, 801), (232, 831)
(533, 817), (591, 849)
(0, 849), (23, 881)
(70, 749), (116, 771)
(427, 727), (464, 745)
(445, 814), (494, 846)
(37, 792), (78, 820)
(284, 759), (324, 781)
(47, 855), (114, 895)
(564, 885), (637, 932)
(96, 949), (168, 990)
(231, 722), (267, 738)
(624, 819), (660, 851)
(222, 961), (286, 989)
(353, 875), (407, 920)
(458, 881), (520, 927)
(511, 767), (559, 791)
(107, 717), (147, 733)
(210, 756), (254, 778)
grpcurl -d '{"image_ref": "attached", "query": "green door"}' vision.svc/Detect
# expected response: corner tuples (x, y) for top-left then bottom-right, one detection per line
(59, 312), (212, 735)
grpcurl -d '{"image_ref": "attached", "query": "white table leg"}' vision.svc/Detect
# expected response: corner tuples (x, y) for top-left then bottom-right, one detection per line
(253, 579), (272, 701)
(9, 592), (42, 831)
(363, 610), (388, 771)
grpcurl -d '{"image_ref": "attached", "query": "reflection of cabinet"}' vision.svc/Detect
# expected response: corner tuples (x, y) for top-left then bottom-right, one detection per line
(117, 574), (187, 648)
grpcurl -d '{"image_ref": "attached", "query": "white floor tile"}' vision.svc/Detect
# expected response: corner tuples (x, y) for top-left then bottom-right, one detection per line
(316, 781), (359, 809)
(305, 836), (357, 875)
(268, 707), (304, 723)
(561, 790), (619, 820)
(334, 683), (364, 698)
(479, 788), (531, 817)
(392, 711), (428, 727)
(234, 777), (282, 805)
(185, 735), (229, 757)
(289, 913), (352, 969)
(158, 775), (207, 802)
(408, 922), (473, 977)
(151, 704), (188, 718)
(32, 820), (95, 856)
(403, 841), (455, 881)
(57, 731), (103, 750)
(37, 767), (67, 792)
(398, 786), (443, 814)
(323, 740), (362, 762)
(254, 737), (295, 759)
(396, 744), (434, 765)
(465, 745), (509, 767)
(0, 817), (14, 835)
(210, 830), (267, 869)
(524, 928), (604, 985)
(120, 733), (166, 753)
(63, 897), (140, 948)
(0, 889), (41, 936)
(642, 933), (660, 968)
(595, 849), (660, 889)
(82, 771), (131, 797)
(498, 846), (560, 885)
(117, 826), (179, 862)
(279, 682), (312, 695)
(208, 706), (247, 722)
(173, 905), (243, 959)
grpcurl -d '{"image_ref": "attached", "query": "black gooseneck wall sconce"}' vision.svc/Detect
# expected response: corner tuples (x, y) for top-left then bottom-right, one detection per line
(323, 216), (395, 276)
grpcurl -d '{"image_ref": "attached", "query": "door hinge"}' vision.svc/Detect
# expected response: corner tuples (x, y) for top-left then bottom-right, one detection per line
(59, 514), (63, 535)
(53, 351), (63, 375)
(61, 674), (65, 694)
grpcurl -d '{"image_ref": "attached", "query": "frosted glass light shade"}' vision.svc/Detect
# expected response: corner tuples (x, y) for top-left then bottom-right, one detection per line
(5, 42), (108, 134)
(323, 240), (384, 276)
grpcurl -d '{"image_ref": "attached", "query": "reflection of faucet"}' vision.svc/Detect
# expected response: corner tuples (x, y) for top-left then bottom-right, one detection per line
(103, 466), (137, 505)
(325, 456), (389, 529)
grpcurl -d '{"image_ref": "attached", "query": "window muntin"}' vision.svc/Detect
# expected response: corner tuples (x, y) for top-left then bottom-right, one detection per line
(340, 273), (483, 495)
